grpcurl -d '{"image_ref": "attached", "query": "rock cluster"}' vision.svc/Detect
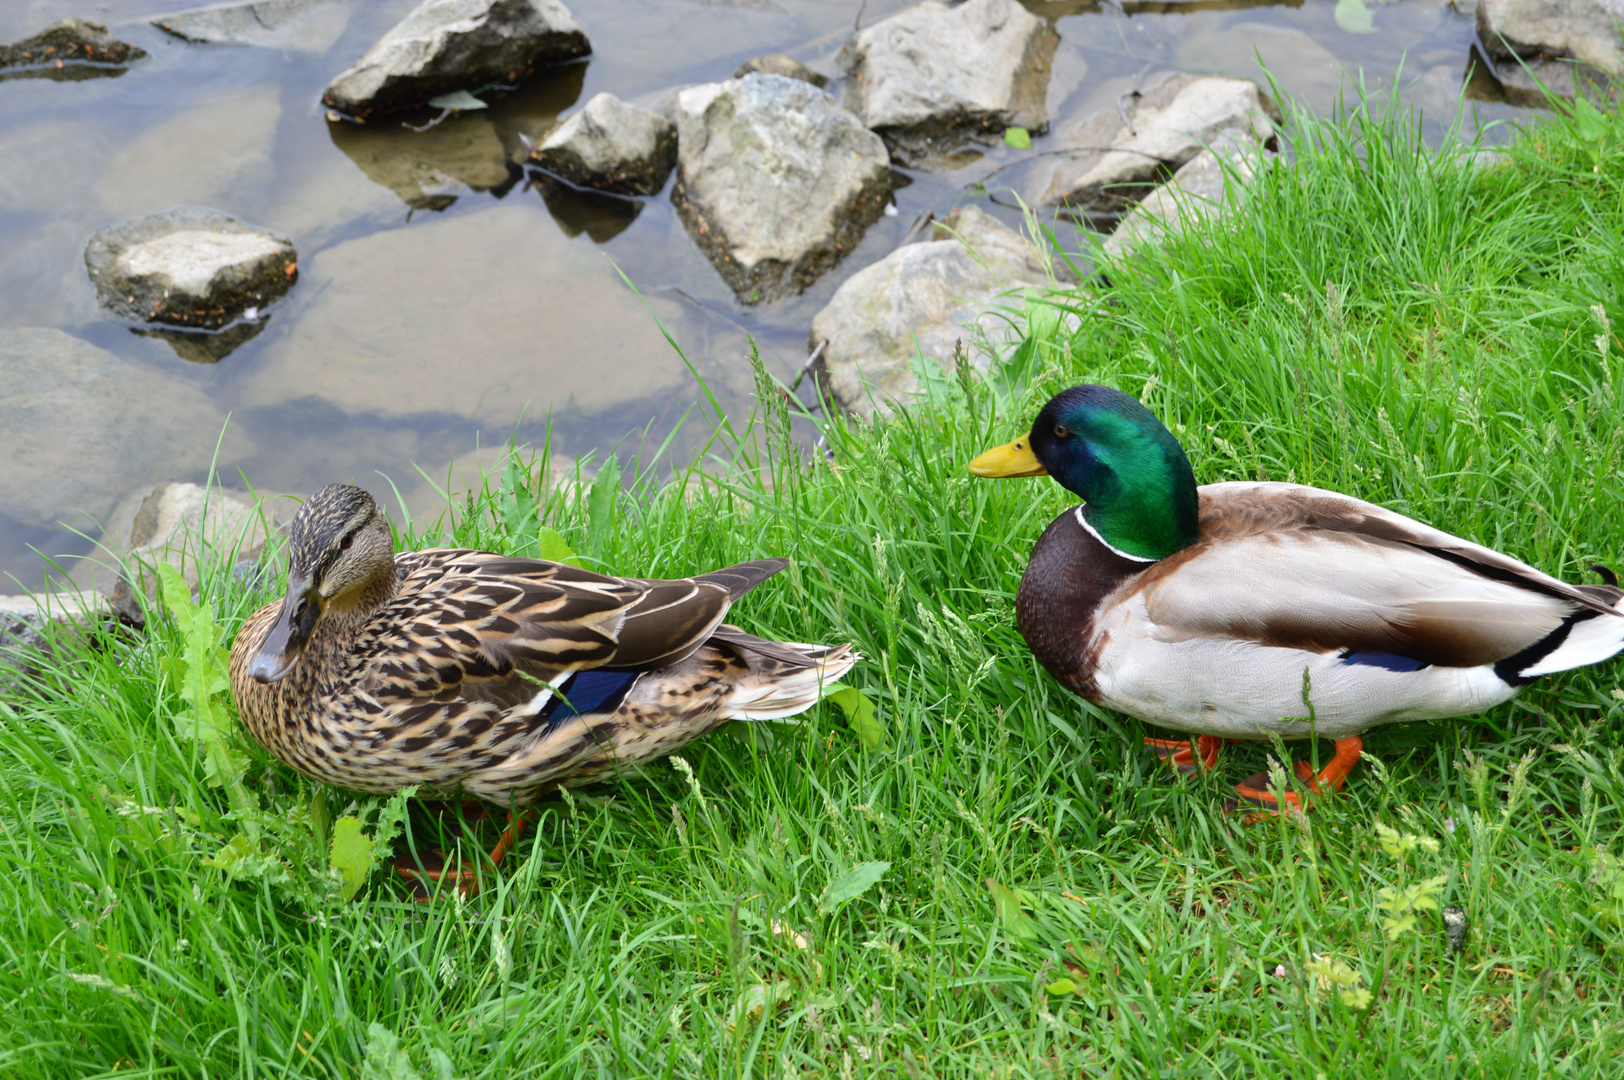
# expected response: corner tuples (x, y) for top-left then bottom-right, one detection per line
(671, 74), (892, 304)
(1101, 130), (1278, 260)
(0, 591), (108, 694)
(838, 0), (1057, 162)
(734, 54), (827, 87)
(84, 208), (298, 332)
(531, 92), (677, 196)
(322, 0), (591, 120)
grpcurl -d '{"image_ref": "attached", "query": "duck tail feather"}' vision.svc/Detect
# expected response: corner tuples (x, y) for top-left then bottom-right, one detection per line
(722, 642), (860, 722)
(695, 558), (790, 601)
(1518, 603), (1624, 679)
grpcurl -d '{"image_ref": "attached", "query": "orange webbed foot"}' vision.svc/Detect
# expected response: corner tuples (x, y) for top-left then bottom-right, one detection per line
(1145, 734), (1225, 776)
(1229, 737), (1364, 816)
(393, 808), (533, 901)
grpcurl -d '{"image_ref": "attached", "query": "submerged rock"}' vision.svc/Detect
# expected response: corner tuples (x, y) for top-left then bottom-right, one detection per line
(107, 482), (288, 627)
(85, 207), (298, 331)
(1031, 73), (1281, 219)
(328, 108), (515, 208)
(671, 73), (891, 303)
(1101, 130), (1276, 259)
(812, 206), (1052, 418)
(530, 92), (677, 196)
(0, 328), (236, 528)
(734, 53), (826, 87)
(153, 0), (358, 54)
(837, 0), (1057, 162)
(322, 0), (591, 121)
(1475, 0), (1622, 102)
(0, 18), (147, 80)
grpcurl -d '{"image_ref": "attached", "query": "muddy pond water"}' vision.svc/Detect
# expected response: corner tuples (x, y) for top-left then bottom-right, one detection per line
(0, 0), (1534, 591)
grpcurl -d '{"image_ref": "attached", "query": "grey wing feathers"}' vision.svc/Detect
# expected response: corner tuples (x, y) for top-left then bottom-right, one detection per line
(694, 558), (791, 600)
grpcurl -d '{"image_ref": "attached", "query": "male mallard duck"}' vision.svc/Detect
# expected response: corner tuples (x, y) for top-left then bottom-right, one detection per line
(970, 385), (1624, 808)
(230, 483), (857, 893)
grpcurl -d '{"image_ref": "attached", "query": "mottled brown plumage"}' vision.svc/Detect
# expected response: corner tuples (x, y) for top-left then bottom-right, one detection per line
(230, 484), (857, 808)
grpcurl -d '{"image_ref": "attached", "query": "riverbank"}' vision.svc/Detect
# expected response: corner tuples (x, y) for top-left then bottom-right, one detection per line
(3, 87), (1622, 1077)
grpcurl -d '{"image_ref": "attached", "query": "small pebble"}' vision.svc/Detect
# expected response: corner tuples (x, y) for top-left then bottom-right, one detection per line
(1442, 905), (1469, 954)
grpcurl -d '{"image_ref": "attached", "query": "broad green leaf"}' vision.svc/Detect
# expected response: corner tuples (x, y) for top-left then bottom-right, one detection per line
(986, 878), (1038, 940)
(1003, 126), (1032, 149)
(536, 526), (581, 566)
(427, 89), (487, 111)
(361, 1022), (423, 1080)
(203, 833), (289, 882)
(1574, 96), (1607, 144)
(827, 686), (883, 749)
(1334, 0), (1374, 33)
(158, 562), (251, 807)
(331, 816), (372, 901)
(819, 860), (890, 914)
(585, 454), (621, 563)
(373, 786), (418, 852)
(1045, 977), (1077, 996)
(501, 451), (540, 558)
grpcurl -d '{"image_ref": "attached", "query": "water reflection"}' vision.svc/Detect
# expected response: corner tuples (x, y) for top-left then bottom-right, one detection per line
(328, 63), (587, 211)
(134, 319), (268, 364)
(532, 173), (644, 242)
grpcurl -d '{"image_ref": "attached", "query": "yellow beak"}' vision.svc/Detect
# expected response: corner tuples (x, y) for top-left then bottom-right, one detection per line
(968, 434), (1047, 478)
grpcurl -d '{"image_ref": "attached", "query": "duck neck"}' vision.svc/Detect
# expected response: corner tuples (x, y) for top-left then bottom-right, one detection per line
(1067, 440), (1199, 563)
(322, 560), (400, 635)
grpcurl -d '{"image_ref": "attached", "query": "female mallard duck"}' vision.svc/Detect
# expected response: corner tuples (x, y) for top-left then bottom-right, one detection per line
(970, 385), (1624, 809)
(230, 483), (857, 892)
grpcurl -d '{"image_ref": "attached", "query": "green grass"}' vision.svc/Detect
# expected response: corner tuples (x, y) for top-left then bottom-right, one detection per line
(4, 89), (1624, 1078)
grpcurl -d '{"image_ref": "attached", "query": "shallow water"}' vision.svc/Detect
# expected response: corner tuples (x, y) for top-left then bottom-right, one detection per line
(0, 0), (1531, 591)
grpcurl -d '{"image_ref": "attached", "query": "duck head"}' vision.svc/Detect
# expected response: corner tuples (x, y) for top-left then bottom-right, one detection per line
(968, 384), (1201, 561)
(248, 483), (396, 683)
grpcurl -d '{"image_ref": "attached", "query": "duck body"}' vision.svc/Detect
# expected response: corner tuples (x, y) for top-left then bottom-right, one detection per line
(1018, 482), (1620, 742)
(974, 385), (1624, 805)
(230, 485), (857, 810)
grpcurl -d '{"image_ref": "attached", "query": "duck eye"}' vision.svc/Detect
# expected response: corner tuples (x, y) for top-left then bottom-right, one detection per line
(340, 532), (355, 551)
(1054, 424), (1070, 438)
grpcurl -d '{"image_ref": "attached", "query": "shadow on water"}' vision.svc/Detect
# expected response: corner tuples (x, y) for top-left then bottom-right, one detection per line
(133, 318), (269, 364)
(531, 173), (645, 243)
(327, 62), (587, 212)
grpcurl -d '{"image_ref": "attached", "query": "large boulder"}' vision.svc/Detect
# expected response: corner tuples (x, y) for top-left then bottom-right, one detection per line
(837, 0), (1057, 162)
(530, 92), (677, 196)
(84, 207), (298, 332)
(812, 206), (1052, 418)
(153, 0), (358, 54)
(1031, 73), (1281, 218)
(0, 18), (147, 78)
(671, 73), (892, 303)
(0, 329), (237, 529)
(1476, 0), (1622, 102)
(105, 482), (290, 626)
(1100, 130), (1276, 260)
(322, 0), (591, 121)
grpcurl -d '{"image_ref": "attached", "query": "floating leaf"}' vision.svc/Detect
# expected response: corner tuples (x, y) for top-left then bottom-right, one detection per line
(427, 89), (487, 111)
(819, 860), (890, 914)
(1333, 0), (1374, 33)
(985, 878), (1038, 940)
(827, 685), (883, 749)
(331, 816), (372, 901)
(536, 526), (581, 567)
(1003, 126), (1032, 149)
(1044, 977), (1077, 996)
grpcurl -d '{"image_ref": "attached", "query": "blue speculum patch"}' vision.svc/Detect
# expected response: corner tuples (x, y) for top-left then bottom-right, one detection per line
(1340, 651), (1430, 672)
(540, 669), (642, 723)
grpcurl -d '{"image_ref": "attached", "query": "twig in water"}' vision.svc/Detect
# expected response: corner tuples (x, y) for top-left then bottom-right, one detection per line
(855, 0), (867, 31)
(1115, 89), (1141, 137)
(789, 338), (828, 392)
(402, 108), (452, 132)
(901, 210), (936, 246)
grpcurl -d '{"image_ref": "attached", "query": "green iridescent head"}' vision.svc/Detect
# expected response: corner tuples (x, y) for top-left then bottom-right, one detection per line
(968, 384), (1199, 560)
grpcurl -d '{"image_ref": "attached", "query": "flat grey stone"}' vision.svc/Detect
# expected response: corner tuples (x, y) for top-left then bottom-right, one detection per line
(322, 0), (591, 121)
(0, 591), (107, 695)
(813, 206), (1052, 418)
(1032, 73), (1281, 217)
(532, 92), (677, 196)
(1101, 130), (1276, 259)
(734, 53), (826, 87)
(671, 73), (891, 303)
(153, 0), (359, 54)
(85, 207), (298, 331)
(0, 328), (235, 528)
(837, 0), (1057, 162)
